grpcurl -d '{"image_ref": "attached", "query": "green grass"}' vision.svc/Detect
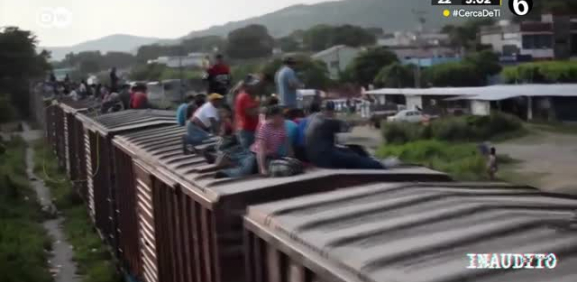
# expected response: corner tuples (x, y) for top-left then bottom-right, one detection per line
(0, 137), (53, 282)
(33, 140), (121, 282)
(527, 122), (577, 135)
(377, 140), (517, 181)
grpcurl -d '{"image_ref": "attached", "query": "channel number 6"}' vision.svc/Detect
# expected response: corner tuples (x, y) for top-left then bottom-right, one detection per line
(509, 0), (533, 16)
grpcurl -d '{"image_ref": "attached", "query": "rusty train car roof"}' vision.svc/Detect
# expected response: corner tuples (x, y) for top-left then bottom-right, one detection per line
(77, 109), (177, 136)
(113, 126), (452, 203)
(245, 182), (577, 282)
(59, 99), (101, 113)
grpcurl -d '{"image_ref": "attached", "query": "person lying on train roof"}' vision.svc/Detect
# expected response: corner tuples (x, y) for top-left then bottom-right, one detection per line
(304, 101), (399, 170)
(182, 93), (223, 155)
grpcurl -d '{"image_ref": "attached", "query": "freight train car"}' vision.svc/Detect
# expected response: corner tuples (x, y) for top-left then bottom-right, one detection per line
(74, 109), (177, 261)
(244, 182), (577, 282)
(112, 125), (451, 282)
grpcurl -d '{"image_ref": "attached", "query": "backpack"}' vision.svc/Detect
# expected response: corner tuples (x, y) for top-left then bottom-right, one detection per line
(268, 157), (304, 177)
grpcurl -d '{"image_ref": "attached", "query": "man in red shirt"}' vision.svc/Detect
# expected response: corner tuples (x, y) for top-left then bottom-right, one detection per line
(234, 75), (261, 149)
(130, 84), (151, 109)
(206, 54), (231, 95)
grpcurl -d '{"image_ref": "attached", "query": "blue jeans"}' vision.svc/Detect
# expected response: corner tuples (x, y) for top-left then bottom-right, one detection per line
(310, 148), (385, 170)
(237, 130), (255, 150)
(184, 122), (209, 146)
(221, 151), (258, 178)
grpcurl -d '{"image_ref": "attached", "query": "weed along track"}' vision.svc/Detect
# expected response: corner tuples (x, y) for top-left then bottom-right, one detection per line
(22, 123), (80, 282)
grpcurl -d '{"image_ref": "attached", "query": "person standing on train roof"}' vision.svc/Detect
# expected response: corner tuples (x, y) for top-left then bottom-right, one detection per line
(206, 54), (231, 96)
(275, 56), (304, 110)
(176, 95), (196, 126)
(234, 75), (261, 149)
(183, 93), (223, 154)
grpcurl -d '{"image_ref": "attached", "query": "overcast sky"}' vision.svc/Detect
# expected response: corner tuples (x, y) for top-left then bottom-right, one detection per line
(0, 0), (332, 47)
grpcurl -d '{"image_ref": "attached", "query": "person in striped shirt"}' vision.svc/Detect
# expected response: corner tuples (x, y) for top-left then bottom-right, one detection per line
(216, 106), (290, 178)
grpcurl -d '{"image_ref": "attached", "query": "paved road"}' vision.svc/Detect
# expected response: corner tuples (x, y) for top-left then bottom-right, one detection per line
(499, 131), (577, 195)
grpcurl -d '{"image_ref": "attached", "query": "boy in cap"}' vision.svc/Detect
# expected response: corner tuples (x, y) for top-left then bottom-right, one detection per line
(275, 56), (304, 109)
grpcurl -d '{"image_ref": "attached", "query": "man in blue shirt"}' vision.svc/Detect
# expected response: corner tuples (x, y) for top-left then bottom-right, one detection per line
(275, 57), (304, 109)
(176, 95), (195, 126)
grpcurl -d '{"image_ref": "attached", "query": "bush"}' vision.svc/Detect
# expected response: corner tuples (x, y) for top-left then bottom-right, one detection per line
(382, 112), (524, 144)
(376, 140), (487, 181)
(502, 61), (577, 84)
(373, 63), (415, 88)
(0, 93), (16, 123)
(423, 62), (485, 87)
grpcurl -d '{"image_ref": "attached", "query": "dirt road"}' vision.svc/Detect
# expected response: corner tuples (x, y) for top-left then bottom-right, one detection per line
(498, 131), (577, 195)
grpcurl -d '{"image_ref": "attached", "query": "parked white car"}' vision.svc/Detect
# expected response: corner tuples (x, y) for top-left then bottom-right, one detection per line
(387, 110), (425, 123)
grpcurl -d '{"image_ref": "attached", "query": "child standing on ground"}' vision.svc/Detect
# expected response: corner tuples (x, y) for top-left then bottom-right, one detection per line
(487, 147), (498, 180)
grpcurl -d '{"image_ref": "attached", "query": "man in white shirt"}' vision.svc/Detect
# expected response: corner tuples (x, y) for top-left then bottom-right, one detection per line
(183, 93), (223, 154)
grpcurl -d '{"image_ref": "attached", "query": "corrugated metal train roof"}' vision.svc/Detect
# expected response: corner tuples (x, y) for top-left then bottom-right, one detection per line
(246, 182), (577, 282)
(113, 126), (451, 201)
(78, 110), (177, 135)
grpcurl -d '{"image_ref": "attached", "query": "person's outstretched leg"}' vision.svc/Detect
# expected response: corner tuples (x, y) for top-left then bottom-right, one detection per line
(329, 148), (385, 169)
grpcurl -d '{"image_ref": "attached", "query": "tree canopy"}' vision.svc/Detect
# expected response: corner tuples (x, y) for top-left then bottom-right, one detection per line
(344, 47), (398, 87)
(225, 25), (275, 59)
(0, 27), (50, 119)
(303, 24), (377, 52)
(374, 63), (415, 88)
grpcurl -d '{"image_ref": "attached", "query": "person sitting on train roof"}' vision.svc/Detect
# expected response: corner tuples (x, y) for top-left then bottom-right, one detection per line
(182, 93), (223, 155)
(130, 84), (152, 109)
(176, 95), (196, 127)
(304, 101), (389, 170)
(215, 105), (291, 179)
(294, 102), (321, 162)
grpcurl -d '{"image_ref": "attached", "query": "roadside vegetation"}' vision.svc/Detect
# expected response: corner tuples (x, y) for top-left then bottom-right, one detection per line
(0, 136), (53, 282)
(378, 112), (524, 181)
(33, 141), (121, 282)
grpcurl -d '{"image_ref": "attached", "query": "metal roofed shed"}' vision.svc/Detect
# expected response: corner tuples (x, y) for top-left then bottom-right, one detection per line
(112, 125), (451, 282)
(244, 182), (577, 282)
(366, 84), (577, 121)
(75, 109), (177, 267)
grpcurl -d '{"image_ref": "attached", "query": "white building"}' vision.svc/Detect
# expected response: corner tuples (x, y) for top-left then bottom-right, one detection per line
(311, 45), (361, 79)
(148, 53), (208, 68)
(480, 15), (577, 60)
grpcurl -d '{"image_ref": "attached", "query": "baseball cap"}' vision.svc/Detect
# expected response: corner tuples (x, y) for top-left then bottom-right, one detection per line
(208, 93), (224, 101)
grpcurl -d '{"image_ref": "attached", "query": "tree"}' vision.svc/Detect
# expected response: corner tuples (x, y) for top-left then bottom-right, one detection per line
(0, 26), (50, 117)
(79, 60), (100, 74)
(345, 47), (398, 87)
(424, 62), (484, 87)
(181, 36), (226, 53)
(277, 36), (301, 52)
(225, 25), (274, 59)
(374, 63), (415, 88)
(130, 63), (166, 81)
(465, 50), (502, 82)
(303, 24), (377, 52)
(442, 19), (495, 52)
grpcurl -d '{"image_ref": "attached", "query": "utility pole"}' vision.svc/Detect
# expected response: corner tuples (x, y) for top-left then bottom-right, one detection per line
(179, 45), (184, 102)
(412, 9), (427, 89)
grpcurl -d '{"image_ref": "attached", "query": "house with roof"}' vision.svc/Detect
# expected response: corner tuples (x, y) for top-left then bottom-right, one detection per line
(311, 45), (361, 79)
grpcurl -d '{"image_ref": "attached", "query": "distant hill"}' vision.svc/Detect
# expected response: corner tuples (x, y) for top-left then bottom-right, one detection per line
(182, 0), (478, 39)
(44, 34), (163, 61)
(44, 0), (508, 61)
